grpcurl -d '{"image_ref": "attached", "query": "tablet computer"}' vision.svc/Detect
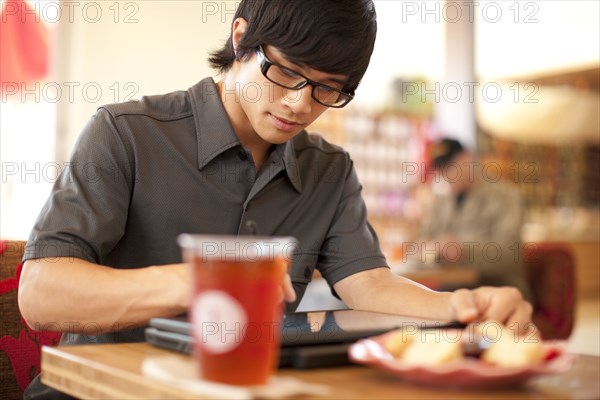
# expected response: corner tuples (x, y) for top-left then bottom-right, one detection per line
(145, 310), (463, 368)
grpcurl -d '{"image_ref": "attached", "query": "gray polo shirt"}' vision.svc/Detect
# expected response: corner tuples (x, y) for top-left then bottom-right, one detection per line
(24, 77), (387, 343)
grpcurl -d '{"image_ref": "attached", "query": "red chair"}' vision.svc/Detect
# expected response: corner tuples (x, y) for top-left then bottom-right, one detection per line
(0, 241), (61, 399)
(523, 242), (576, 340)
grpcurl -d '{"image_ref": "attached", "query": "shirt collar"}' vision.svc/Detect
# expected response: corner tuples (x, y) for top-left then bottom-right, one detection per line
(188, 77), (302, 193)
(275, 137), (302, 193)
(188, 77), (239, 170)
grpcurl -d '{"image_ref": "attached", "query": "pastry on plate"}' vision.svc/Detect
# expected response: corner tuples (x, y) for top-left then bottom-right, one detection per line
(402, 334), (463, 366)
(383, 329), (414, 358)
(384, 328), (463, 366)
(481, 332), (544, 368)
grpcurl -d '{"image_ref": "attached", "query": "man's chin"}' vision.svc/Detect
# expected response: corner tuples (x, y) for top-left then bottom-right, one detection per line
(261, 129), (304, 145)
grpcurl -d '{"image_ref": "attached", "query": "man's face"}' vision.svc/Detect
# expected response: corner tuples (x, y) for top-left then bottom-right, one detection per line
(432, 152), (476, 195)
(232, 45), (349, 145)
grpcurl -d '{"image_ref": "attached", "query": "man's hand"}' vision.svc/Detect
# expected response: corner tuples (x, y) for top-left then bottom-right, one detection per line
(450, 286), (536, 335)
(275, 258), (296, 303)
(282, 273), (296, 303)
(334, 267), (537, 336)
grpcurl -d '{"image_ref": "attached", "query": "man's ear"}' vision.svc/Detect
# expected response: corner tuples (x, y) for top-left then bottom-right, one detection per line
(231, 18), (249, 55)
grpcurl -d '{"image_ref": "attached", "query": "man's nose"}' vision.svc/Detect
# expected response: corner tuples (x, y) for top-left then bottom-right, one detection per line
(282, 85), (312, 114)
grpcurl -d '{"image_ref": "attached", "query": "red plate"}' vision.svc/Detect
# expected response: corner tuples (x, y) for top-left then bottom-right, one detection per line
(348, 333), (574, 389)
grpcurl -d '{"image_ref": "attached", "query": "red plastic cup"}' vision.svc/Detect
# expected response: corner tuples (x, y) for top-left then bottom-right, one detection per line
(178, 234), (297, 386)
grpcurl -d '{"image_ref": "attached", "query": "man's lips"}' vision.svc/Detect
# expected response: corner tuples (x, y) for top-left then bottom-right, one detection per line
(269, 113), (303, 132)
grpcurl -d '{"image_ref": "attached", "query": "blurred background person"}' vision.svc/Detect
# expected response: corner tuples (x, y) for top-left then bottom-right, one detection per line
(418, 137), (534, 303)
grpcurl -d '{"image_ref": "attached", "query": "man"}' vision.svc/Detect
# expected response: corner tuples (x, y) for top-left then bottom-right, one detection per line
(419, 138), (533, 302)
(19, 1), (533, 396)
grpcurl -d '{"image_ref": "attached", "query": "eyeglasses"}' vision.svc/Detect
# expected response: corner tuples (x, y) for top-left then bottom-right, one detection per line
(256, 46), (354, 108)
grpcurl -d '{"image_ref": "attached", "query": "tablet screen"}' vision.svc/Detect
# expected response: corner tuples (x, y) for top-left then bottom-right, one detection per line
(146, 310), (463, 368)
(148, 309), (460, 347)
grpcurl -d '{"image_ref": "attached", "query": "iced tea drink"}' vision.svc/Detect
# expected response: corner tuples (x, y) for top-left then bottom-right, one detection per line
(178, 235), (297, 386)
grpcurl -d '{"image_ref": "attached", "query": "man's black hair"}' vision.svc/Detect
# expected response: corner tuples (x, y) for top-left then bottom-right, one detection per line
(209, 0), (377, 94)
(431, 138), (465, 169)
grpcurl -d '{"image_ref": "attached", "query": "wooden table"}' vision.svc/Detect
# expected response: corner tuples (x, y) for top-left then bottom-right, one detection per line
(41, 342), (599, 399)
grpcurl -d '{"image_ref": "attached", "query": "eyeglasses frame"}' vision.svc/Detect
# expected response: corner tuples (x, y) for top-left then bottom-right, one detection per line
(255, 46), (354, 108)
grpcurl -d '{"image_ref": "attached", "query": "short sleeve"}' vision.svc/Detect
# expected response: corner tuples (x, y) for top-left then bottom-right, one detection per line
(24, 107), (134, 264)
(317, 156), (388, 286)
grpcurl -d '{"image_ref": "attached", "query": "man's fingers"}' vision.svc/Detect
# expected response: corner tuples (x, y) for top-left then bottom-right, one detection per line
(451, 286), (535, 337)
(283, 273), (296, 303)
(471, 286), (535, 336)
(450, 289), (479, 322)
(505, 300), (535, 336)
(275, 258), (296, 303)
(478, 286), (524, 324)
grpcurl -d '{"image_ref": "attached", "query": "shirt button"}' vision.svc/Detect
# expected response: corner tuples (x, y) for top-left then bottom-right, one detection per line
(304, 267), (312, 279)
(245, 220), (258, 235)
(238, 151), (248, 161)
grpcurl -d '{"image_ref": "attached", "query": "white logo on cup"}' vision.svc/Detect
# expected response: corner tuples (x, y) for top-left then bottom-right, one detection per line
(192, 291), (248, 354)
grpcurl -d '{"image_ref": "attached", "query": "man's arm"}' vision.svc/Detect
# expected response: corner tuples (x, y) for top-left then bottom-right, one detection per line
(334, 267), (534, 334)
(18, 257), (190, 334)
(18, 257), (297, 334)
